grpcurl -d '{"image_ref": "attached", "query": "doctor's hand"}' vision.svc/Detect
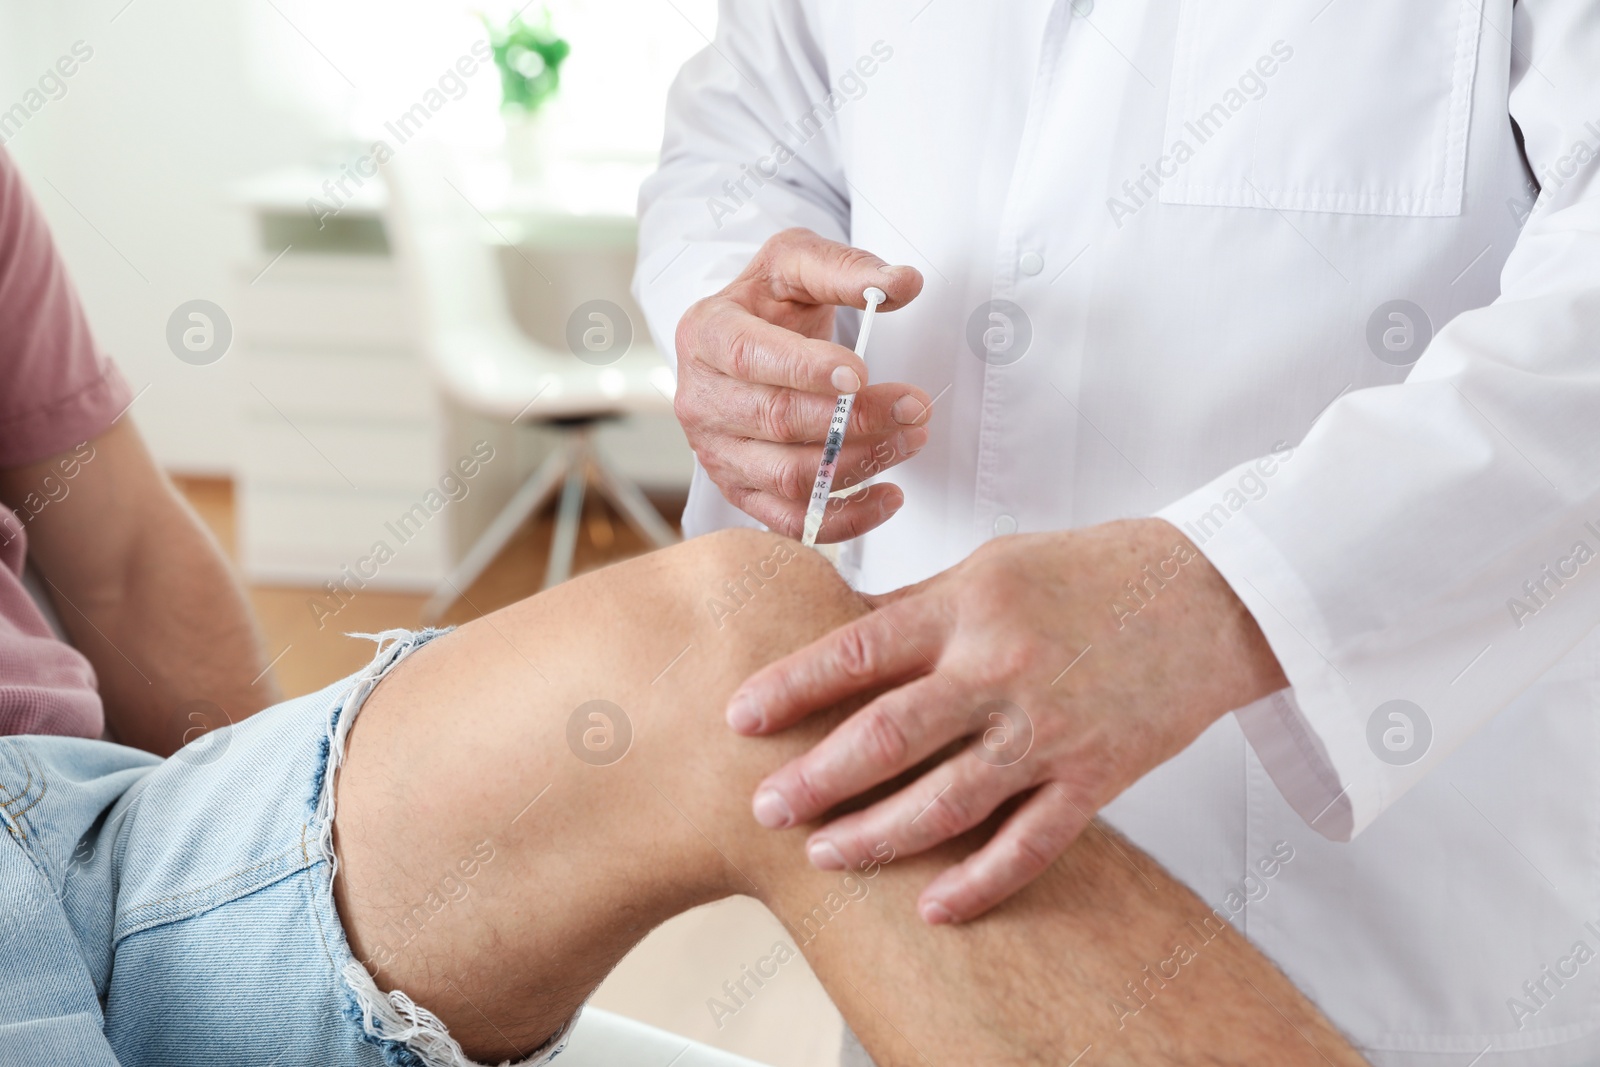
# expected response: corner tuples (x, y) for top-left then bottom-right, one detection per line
(673, 228), (928, 543)
(727, 519), (1290, 923)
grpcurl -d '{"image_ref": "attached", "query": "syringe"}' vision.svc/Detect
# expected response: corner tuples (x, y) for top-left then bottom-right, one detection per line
(800, 286), (888, 548)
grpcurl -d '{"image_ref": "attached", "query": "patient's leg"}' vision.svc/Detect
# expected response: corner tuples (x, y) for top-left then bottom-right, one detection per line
(334, 529), (1366, 1067)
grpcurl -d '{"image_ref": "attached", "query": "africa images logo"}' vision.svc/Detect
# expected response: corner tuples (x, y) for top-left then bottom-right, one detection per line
(1366, 700), (1431, 767)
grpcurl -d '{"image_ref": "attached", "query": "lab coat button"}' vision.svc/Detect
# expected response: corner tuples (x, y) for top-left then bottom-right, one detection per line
(1071, 0), (1094, 16)
(993, 514), (1018, 536)
(1019, 252), (1045, 276)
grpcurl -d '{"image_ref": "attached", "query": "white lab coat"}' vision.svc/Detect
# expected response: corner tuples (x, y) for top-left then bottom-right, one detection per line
(633, 1), (1600, 1060)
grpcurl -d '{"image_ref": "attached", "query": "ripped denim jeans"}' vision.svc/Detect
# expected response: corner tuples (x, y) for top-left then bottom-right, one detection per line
(0, 629), (577, 1067)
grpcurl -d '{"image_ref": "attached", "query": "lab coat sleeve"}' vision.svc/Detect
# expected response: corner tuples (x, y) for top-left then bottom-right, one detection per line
(632, 0), (852, 366)
(1157, 0), (1600, 842)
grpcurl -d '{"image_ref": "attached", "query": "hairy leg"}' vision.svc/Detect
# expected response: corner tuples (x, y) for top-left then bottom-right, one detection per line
(333, 529), (1366, 1066)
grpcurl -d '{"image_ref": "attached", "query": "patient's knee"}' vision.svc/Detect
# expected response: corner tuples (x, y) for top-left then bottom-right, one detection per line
(679, 530), (865, 662)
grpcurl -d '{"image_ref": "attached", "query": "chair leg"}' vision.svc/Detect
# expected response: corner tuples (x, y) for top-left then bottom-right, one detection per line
(543, 433), (592, 590)
(589, 445), (679, 548)
(421, 435), (573, 623)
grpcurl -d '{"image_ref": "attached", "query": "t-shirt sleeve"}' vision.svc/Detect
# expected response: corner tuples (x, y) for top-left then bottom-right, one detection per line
(0, 146), (133, 468)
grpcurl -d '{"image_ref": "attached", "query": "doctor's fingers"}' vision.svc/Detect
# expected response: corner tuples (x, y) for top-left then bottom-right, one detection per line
(803, 746), (1037, 873)
(681, 301), (868, 393)
(743, 227), (924, 315)
(917, 783), (1092, 924)
(729, 484), (904, 544)
(701, 433), (925, 506)
(728, 600), (943, 736)
(751, 674), (1004, 831)
(681, 375), (932, 445)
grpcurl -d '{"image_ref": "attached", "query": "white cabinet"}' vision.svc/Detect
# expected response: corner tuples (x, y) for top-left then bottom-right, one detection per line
(233, 217), (451, 591)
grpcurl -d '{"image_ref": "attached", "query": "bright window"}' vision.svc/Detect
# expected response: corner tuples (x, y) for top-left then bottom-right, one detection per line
(247, 0), (718, 160)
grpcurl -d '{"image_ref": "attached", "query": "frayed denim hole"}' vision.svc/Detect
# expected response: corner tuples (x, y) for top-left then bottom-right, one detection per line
(308, 731), (333, 823)
(337, 986), (428, 1067)
(315, 626), (578, 1066)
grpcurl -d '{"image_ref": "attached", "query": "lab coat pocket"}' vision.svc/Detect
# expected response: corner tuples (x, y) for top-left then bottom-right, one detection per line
(1158, 0), (1484, 217)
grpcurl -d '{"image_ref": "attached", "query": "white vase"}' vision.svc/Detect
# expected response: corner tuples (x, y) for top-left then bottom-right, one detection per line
(503, 109), (556, 183)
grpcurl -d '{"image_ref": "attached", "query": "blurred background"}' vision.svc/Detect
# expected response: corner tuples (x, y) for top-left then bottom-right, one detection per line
(0, 2), (842, 1064)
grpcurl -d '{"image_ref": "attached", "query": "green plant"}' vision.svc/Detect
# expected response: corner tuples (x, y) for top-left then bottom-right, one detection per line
(482, 8), (571, 114)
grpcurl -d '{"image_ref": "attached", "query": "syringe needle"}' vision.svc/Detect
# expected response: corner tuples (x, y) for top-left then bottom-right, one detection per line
(800, 286), (888, 548)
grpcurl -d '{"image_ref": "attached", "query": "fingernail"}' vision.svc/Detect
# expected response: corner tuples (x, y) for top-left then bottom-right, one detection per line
(831, 366), (862, 393)
(891, 395), (927, 425)
(897, 427), (929, 455)
(878, 488), (904, 517)
(808, 839), (847, 870)
(726, 695), (763, 733)
(753, 789), (794, 829)
(920, 900), (956, 925)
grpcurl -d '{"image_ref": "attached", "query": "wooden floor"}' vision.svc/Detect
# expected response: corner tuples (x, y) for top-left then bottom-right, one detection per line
(172, 476), (843, 1067)
(176, 476), (685, 700)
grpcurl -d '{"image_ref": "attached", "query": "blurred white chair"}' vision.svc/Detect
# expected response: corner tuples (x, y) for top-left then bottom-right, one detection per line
(382, 142), (678, 619)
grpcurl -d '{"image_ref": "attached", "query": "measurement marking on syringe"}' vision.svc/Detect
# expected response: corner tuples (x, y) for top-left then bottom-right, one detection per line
(800, 287), (888, 548)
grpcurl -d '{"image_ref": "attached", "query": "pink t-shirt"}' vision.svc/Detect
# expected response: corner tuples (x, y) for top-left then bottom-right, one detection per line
(0, 146), (133, 738)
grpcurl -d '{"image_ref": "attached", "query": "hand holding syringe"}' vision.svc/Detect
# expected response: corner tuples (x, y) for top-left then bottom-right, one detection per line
(801, 287), (888, 548)
(670, 230), (927, 541)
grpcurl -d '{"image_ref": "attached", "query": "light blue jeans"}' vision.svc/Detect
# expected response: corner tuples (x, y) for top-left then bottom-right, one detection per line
(0, 629), (576, 1067)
